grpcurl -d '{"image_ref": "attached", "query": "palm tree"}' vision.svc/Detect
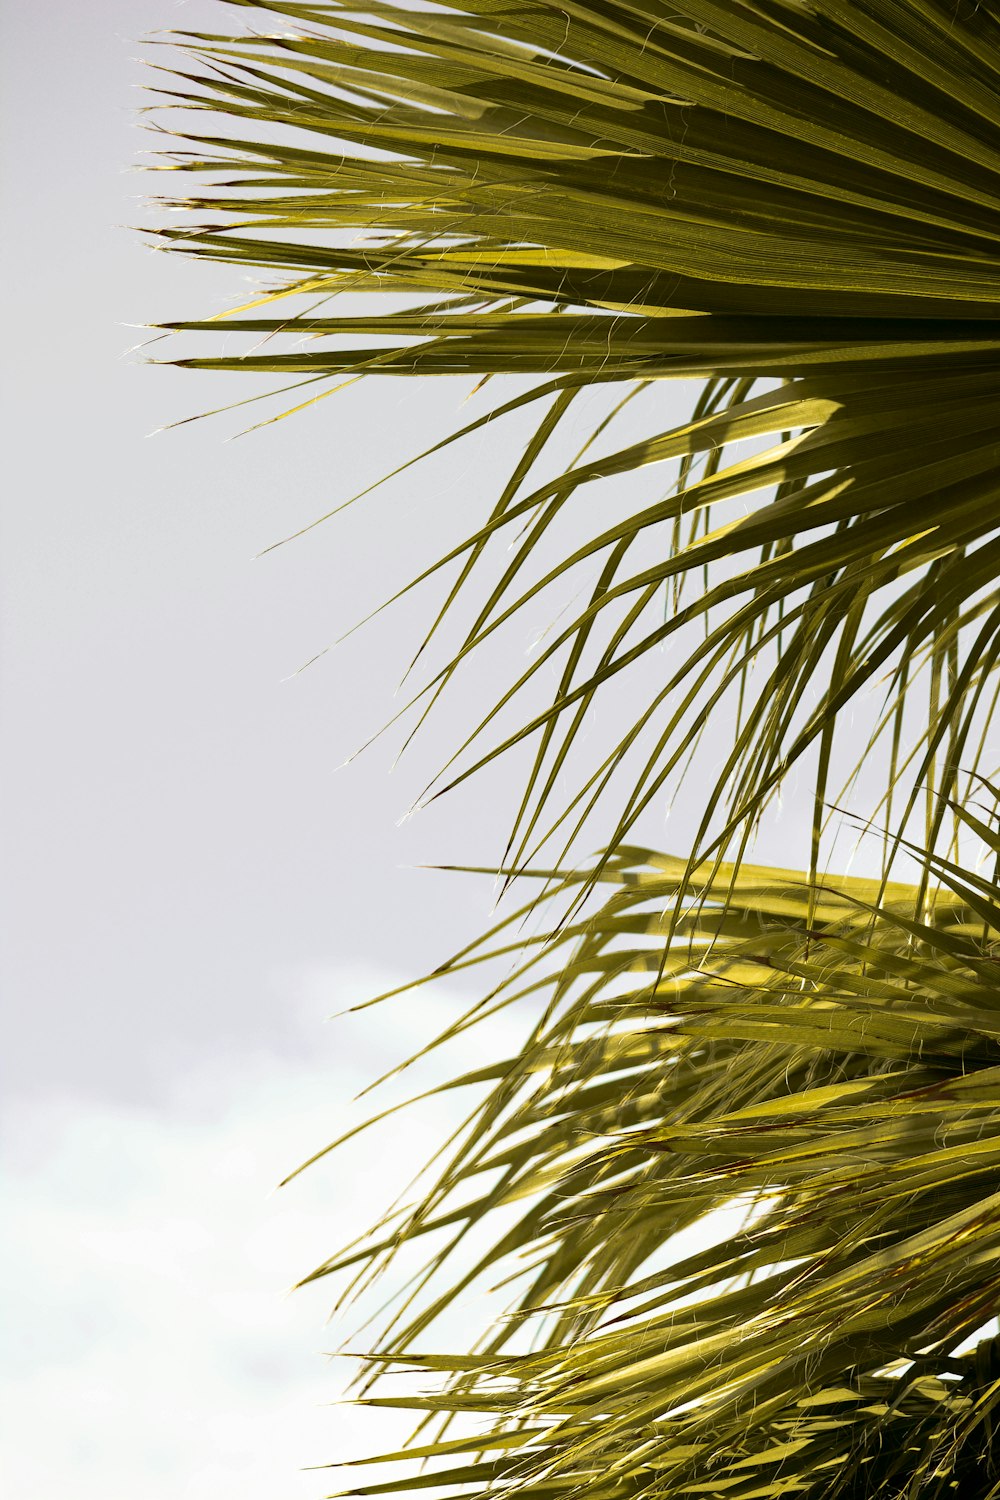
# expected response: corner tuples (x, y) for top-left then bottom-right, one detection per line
(152, 1), (1000, 1493)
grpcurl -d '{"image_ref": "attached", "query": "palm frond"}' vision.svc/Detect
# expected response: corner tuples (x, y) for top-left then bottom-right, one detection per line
(305, 815), (1000, 1498)
(150, 0), (1000, 885)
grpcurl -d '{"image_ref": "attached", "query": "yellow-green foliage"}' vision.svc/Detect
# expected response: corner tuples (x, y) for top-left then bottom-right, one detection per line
(153, 3), (1000, 1493)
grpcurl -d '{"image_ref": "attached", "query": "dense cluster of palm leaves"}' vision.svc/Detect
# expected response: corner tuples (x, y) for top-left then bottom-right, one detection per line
(152, 0), (1000, 1494)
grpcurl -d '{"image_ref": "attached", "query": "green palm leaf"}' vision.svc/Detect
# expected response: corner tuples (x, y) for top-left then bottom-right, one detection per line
(301, 827), (1000, 1497)
(151, 0), (1000, 885)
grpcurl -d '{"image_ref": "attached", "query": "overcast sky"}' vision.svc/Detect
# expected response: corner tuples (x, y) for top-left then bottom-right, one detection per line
(0, 5), (603, 1495)
(1, 4), (880, 1496)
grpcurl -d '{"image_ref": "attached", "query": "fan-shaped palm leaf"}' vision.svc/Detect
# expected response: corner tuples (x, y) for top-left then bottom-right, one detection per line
(151, 0), (1000, 886)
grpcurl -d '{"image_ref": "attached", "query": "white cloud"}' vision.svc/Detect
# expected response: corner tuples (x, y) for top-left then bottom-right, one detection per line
(5, 964), (527, 1500)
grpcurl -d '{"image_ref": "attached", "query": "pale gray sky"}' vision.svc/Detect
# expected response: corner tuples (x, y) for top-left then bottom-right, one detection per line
(3, 0), (523, 1111)
(0, 4), (533, 1493)
(1, 3), (867, 1496)
(0, 5), (635, 1494)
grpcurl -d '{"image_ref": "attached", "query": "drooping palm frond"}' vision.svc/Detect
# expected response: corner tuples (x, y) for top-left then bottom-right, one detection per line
(149, 0), (1000, 887)
(296, 813), (1000, 1498)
